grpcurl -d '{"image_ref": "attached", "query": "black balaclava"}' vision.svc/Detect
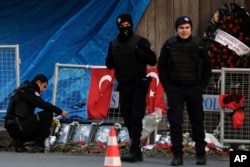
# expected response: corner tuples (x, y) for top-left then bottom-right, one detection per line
(116, 13), (133, 42)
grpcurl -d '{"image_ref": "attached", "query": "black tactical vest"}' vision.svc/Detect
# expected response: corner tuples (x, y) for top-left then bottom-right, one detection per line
(111, 34), (146, 83)
(167, 36), (203, 85)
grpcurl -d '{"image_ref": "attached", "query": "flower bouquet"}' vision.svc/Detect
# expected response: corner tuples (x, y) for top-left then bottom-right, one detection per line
(67, 121), (80, 142)
(50, 117), (61, 136)
(88, 121), (102, 144)
(114, 122), (130, 148)
(203, 3), (250, 69)
(114, 122), (122, 138)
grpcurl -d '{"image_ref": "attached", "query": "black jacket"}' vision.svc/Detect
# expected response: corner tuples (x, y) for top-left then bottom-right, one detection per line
(5, 80), (62, 120)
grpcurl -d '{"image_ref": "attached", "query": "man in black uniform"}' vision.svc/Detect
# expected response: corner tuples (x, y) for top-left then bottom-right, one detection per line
(157, 16), (212, 166)
(105, 13), (157, 162)
(4, 74), (67, 152)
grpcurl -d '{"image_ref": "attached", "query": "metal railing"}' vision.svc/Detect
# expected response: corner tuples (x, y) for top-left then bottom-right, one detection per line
(0, 45), (20, 114)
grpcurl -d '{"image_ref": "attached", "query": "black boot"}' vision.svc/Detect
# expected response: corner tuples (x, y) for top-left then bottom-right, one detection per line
(121, 153), (138, 162)
(136, 148), (143, 161)
(14, 140), (27, 152)
(196, 154), (206, 165)
(26, 140), (45, 153)
(195, 142), (206, 165)
(121, 147), (143, 162)
(170, 155), (183, 166)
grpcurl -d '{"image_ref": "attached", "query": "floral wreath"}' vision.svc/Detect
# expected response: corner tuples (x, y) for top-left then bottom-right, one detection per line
(203, 3), (250, 69)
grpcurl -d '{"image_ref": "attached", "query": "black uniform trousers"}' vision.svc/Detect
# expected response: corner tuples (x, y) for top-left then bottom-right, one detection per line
(6, 110), (53, 147)
(166, 85), (206, 157)
(119, 79), (149, 153)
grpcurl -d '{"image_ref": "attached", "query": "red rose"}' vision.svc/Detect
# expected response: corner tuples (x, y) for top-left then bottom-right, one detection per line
(226, 59), (232, 64)
(234, 19), (239, 24)
(222, 54), (228, 59)
(228, 23), (233, 29)
(226, 15), (232, 20)
(238, 36), (243, 41)
(222, 48), (228, 53)
(232, 28), (237, 34)
(212, 46), (218, 52)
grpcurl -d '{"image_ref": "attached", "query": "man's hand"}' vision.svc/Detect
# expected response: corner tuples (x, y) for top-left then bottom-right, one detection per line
(61, 110), (68, 119)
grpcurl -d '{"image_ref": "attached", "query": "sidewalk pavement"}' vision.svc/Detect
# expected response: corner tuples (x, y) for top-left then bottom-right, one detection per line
(0, 119), (230, 167)
(0, 151), (229, 167)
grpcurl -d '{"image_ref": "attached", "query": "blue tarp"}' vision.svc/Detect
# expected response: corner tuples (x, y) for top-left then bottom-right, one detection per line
(0, 0), (150, 120)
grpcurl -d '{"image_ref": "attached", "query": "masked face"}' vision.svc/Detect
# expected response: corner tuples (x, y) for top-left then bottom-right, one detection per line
(119, 26), (132, 35)
(118, 21), (133, 36)
(117, 21), (133, 43)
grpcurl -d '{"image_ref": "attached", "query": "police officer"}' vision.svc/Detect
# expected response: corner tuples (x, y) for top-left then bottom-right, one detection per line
(105, 13), (157, 162)
(4, 74), (67, 152)
(157, 16), (211, 166)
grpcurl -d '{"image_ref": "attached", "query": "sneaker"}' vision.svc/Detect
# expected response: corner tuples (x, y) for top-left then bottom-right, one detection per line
(14, 140), (27, 152)
(170, 156), (183, 166)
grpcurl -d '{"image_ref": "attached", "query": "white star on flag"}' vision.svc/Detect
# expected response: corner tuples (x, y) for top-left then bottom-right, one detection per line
(149, 89), (155, 97)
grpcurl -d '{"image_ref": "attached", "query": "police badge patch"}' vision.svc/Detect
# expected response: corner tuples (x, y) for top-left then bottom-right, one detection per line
(34, 91), (40, 96)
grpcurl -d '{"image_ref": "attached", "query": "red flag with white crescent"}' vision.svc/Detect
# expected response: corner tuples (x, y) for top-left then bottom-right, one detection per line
(146, 67), (167, 114)
(87, 68), (115, 119)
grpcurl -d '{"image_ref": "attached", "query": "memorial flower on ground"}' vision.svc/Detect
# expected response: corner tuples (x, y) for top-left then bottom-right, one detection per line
(68, 121), (80, 142)
(50, 117), (61, 136)
(114, 122), (122, 140)
(204, 3), (250, 69)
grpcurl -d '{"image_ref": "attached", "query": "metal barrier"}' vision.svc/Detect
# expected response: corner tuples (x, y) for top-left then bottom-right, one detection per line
(0, 45), (20, 114)
(220, 68), (250, 145)
(52, 63), (123, 124)
(52, 63), (250, 145)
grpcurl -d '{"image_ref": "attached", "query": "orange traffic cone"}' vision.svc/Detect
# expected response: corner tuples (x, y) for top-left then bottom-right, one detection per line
(104, 126), (122, 167)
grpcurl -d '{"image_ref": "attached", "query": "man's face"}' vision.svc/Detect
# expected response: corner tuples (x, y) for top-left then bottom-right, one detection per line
(80, 126), (90, 135)
(119, 21), (131, 28)
(37, 81), (48, 93)
(119, 130), (126, 138)
(177, 23), (191, 39)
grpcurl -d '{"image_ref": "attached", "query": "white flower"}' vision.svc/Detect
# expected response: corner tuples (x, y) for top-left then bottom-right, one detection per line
(114, 123), (122, 130)
(70, 121), (80, 126)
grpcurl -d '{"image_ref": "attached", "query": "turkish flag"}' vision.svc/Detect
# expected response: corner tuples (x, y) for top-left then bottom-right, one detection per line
(87, 68), (115, 119)
(146, 67), (167, 114)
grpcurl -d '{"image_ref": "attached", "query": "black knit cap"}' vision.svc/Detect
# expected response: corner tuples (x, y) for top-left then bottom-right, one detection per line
(175, 16), (192, 30)
(116, 13), (133, 28)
